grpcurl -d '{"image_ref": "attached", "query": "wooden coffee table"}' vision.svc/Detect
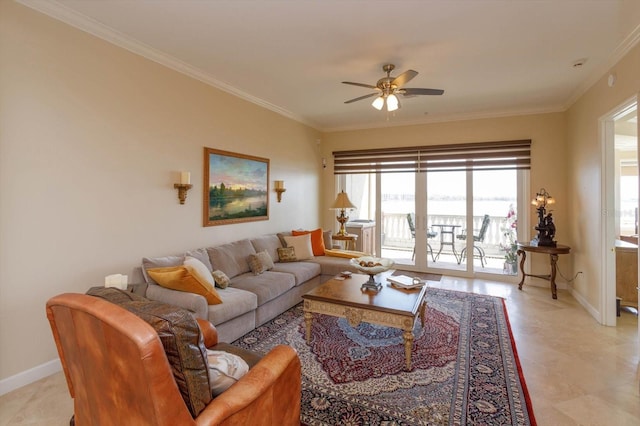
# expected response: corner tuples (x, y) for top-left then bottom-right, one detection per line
(302, 273), (428, 370)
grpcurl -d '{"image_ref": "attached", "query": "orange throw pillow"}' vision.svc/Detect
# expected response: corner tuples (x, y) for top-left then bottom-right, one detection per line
(147, 266), (223, 305)
(292, 228), (326, 256)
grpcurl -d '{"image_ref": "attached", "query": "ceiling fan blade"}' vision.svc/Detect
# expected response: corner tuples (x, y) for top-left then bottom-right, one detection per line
(344, 93), (379, 104)
(391, 70), (418, 87)
(401, 88), (445, 96)
(342, 81), (378, 89)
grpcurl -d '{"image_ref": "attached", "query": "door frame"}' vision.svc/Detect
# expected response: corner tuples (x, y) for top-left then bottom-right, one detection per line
(600, 96), (638, 326)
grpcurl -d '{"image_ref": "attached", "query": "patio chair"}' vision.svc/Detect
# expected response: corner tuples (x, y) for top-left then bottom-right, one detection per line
(456, 214), (491, 267)
(407, 213), (438, 262)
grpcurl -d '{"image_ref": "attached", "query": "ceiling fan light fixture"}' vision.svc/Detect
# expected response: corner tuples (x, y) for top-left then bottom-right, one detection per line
(386, 94), (399, 111)
(372, 96), (385, 110)
(343, 64), (443, 111)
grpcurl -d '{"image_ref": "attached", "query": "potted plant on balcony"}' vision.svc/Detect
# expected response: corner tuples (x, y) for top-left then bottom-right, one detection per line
(500, 205), (518, 275)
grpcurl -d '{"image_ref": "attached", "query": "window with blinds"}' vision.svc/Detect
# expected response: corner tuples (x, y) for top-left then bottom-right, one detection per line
(333, 139), (531, 174)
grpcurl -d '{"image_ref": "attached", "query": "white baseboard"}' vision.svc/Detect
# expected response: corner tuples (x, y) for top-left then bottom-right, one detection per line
(570, 287), (602, 323)
(0, 359), (62, 396)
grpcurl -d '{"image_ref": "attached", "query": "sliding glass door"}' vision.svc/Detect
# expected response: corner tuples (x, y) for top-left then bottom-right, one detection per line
(334, 140), (529, 277)
(380, 173), (418, 266)
(470, 170), (518, 275)
(426, 171), (467, 272)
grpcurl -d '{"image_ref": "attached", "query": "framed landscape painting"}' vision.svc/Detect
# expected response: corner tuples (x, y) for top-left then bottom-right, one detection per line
(203, 147), (269, 226)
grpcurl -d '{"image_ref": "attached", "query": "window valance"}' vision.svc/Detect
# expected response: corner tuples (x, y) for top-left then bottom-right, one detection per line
(333, 139), (531, 174)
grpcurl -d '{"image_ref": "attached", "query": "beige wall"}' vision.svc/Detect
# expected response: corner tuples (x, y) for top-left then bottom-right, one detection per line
(0, 2), (322, 382)
(566, 42), (640, 315)
(321, 113), (569, 275)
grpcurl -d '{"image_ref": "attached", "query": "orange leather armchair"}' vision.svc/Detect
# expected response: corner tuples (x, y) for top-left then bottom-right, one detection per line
(46, 293), (301, 426)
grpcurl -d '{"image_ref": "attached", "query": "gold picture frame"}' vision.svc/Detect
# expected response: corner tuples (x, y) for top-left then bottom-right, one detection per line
(203, 147), (269, 226)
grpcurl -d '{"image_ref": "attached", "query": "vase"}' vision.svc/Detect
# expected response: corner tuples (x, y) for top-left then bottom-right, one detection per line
(503, 261), (518, 275)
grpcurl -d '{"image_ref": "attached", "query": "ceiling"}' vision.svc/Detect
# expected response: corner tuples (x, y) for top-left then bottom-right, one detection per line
(20, 0), (640, 132)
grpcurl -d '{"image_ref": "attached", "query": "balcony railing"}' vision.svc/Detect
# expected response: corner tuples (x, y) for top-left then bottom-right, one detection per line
(381, 213), (509, 258)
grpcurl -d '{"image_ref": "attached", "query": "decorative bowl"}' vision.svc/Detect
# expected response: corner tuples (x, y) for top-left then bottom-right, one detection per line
(349, 257), (394, 291)
(350, 256), (394, 275)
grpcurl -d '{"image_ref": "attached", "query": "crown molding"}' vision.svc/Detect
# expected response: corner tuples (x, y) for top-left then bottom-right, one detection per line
(322, 105), (566, 133)
(16, 0), (321, 131)
(564, 22), (640, 110)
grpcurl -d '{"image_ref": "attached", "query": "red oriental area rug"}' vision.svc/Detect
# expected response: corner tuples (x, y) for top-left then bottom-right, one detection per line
(233, 288), (536, 426)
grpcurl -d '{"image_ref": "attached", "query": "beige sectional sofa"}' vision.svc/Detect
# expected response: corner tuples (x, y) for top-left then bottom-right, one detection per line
(141, 232), (361, 342)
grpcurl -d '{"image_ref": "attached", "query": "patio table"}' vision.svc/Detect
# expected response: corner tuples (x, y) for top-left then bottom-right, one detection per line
(431, 224), (461, 262)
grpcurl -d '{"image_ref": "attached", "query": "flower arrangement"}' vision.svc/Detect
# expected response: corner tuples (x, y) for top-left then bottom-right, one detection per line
(500, 205), (518, 263)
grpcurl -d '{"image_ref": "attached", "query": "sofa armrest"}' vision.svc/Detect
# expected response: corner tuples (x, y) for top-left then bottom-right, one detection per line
(197, 318), (219, 347)
(145, 285), (209, 319)
(195, 344), (301, 426)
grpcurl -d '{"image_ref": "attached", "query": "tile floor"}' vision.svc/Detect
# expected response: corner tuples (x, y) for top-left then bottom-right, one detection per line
(1, 277), (638, 425)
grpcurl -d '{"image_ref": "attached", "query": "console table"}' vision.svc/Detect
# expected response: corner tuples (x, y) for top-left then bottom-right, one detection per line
(516, 242), (571, 299)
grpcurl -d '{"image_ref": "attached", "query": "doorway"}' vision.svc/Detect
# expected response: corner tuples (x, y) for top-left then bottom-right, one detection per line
(602, 98), (638, 327)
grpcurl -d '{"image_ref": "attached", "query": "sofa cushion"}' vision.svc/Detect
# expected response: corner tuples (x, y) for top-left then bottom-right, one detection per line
(323, 229), (333, 249)
(207, 287), (257, 325)
(248, 250), (274, 275)
(292, 228), (326, 255)
(283, 234), (314, 260)
(231, 271), (295, 305)
(86, 287), (211, 418)
(142, 255), (184, 284)
(271, 261), (321, 286)
(207, 239), (256, 279)
(276, 231), (291, 247)
(147, 265), (223, 305)
(250, 235), (282, 264)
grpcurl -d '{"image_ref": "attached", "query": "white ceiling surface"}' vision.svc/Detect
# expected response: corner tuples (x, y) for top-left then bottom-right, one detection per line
(20, 0), (640, 132)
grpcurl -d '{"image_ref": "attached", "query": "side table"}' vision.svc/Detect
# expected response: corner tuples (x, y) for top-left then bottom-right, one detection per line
(332, 233), (358, 251)
(516, 242), (571, 299)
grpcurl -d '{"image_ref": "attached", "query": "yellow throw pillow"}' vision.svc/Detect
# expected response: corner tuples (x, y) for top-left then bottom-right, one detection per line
(324, 248), (368, 259)
(147, 265), (222, 305)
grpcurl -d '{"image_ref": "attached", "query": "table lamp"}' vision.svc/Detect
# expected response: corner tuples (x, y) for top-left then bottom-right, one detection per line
(531, 188), (556, 247)
(330, 190), (356, 236)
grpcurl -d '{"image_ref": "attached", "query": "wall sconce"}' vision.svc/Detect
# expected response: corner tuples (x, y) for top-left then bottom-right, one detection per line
(531, 188), (556, 246)
(174, 171), (193, 205)
(274, 180), (286, 202)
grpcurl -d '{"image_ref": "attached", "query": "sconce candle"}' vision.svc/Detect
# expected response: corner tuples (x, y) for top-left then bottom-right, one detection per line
(180, 172), (191, 185)
(274, 180), (286, 202)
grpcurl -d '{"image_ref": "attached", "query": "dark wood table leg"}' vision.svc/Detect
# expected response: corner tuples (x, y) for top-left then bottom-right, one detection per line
(517, 249), (526, 290)
(549, 253), (559, 299)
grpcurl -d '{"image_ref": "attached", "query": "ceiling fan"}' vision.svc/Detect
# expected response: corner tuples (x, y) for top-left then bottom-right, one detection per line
(342, 64), (444, 112)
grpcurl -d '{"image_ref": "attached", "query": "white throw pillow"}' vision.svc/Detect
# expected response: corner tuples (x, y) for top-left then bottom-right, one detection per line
(183, 256), (216, 289)
(207, 349), (249, 396)
(283, 233), (314, 260)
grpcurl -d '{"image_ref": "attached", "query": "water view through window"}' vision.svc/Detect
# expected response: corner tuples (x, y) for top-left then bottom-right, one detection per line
(345, 169), (519, 276)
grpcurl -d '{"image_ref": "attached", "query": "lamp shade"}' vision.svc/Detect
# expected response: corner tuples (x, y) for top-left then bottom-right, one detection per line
(330, 191), (356, 210)
(386, 94), (399, 111)
(531, 188), (554, 208)
(372, 96), (384, 110)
